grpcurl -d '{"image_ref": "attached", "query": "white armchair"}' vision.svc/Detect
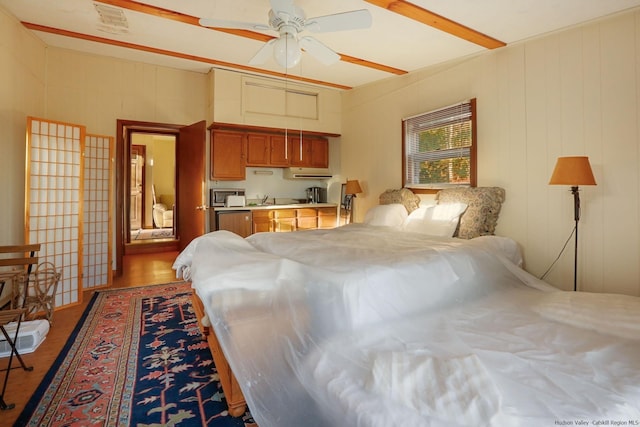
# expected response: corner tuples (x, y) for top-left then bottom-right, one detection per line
(151, 185), (174, 229)
(153, 203), (173, 228)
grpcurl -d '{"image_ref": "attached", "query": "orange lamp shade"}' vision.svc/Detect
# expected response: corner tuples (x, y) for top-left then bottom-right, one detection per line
(549, 156), (597, 186)
(345, 180), (362, 195)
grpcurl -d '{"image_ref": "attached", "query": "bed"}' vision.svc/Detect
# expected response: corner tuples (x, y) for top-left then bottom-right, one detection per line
(173, 187), (640, 427)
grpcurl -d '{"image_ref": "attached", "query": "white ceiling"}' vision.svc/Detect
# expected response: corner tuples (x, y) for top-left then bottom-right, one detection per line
(2, 0), (640, 90)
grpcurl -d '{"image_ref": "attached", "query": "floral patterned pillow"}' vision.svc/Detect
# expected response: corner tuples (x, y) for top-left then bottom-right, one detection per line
(435, 187), (505, 239)
(379, 188), (421, 214)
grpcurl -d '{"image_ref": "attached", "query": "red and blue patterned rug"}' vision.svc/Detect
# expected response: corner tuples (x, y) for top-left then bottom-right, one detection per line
(15, 282), (256, 426)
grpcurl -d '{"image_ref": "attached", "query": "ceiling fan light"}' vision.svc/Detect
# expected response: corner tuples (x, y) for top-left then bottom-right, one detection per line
(273, 33), (301, 68)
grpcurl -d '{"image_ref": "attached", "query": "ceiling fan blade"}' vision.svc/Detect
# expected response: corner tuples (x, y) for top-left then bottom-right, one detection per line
(305, 9), (372, 33)
(199, 17), (270, 31)
(299, 36), (340, 65)
(248, 39), (277, 65)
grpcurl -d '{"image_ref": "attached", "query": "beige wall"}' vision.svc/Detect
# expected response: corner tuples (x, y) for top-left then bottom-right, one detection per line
(341, 10), (640, 296)
(44, 49), (208, 135)
(0, 8), (46, 244)
(0, 6), (207, 245)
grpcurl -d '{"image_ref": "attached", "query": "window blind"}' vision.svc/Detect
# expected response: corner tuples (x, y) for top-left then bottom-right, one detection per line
(404, 100), (475, 188)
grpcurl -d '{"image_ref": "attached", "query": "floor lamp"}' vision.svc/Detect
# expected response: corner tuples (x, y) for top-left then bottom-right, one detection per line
(549, 156), (597, 291)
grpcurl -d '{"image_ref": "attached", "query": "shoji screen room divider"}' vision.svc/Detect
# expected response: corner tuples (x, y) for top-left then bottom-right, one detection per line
(25, 117), (113, 310)
(83, 134), (113, 291)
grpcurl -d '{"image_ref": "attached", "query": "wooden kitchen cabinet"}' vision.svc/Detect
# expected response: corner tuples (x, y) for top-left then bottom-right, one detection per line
(296, 208), (318, 230)
(317, 206), (338, 229)
(252, 207), (337, 234)
(253, 209), (296, 232)
(245, 133), (270, 166)
(273, 209), (297, 232)
(246, 134), (291, 167)
(269, 135), (290, 166)
(211, 130), (246, 180)
(289, 136), (307, 166)
(210, 123), (333, 172)
(252, 210), (272, 233)
(290, 137), (329, 168)
(310, 138), (329, 168)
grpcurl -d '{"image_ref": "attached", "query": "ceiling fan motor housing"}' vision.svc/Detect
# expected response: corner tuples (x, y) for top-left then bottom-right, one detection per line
(268, 7), (306, 33)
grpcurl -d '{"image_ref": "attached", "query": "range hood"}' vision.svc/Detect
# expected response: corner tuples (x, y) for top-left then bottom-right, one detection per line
(283, 167), (333, 179)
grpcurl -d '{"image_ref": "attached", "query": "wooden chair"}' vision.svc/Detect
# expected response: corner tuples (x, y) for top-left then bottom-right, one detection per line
(0, 244), (41, 310)
(0, 307), (32, 410)
(22, 262), (60, 322)
(0, 244), (39, 410)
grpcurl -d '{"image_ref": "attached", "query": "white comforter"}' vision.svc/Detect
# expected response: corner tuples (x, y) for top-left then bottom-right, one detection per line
(173, 225), (640, 427)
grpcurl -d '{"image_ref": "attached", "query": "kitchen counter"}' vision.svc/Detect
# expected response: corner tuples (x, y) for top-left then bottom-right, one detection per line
(213, 203), (337, 212)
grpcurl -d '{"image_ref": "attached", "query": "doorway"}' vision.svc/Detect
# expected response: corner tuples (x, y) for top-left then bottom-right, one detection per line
(128, 135), (177, 243)
(115, 119), (207, 277)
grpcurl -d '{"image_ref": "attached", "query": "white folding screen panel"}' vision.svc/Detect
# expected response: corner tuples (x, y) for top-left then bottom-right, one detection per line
(83, 134), (113, 289)
(26, 117), (84, 308)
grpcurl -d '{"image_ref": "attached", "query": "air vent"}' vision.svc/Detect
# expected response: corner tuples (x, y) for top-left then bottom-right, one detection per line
(94, 3), (129, 34)
(283, 167), (333, 180)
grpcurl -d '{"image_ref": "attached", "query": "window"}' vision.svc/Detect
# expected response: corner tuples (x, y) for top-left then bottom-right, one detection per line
(403, 99), (476, 190)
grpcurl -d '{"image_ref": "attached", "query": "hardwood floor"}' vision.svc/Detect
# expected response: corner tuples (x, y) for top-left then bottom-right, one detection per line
(0, 251), (179, 426)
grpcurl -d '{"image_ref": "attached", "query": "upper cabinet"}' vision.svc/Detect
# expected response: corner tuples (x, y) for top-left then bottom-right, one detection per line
(248, 134), (329, 169)
(269, 135), (290, 167)
(210, 70), (341, 135)
(211, 124), (335, 179)
(289, 137), (329, 168)
(246, 133), (291, 167)
(211, 130), (246, 180)
(245, 133), (270, 166)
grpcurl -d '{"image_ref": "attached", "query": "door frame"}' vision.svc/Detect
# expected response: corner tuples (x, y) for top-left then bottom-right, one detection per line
(115, 119), (182, 277)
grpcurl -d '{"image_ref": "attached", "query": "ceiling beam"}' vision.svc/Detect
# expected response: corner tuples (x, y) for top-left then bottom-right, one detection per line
(97, 0), (407, 76)
(22, 22), (353, 90)
(364, 0), (506, 49)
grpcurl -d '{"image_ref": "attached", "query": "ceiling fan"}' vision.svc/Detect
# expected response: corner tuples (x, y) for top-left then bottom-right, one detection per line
(199, 0), (372, 69)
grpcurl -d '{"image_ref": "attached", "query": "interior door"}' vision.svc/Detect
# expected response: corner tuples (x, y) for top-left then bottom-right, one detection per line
(176, 120), (207, 251)
(130, 145), (145, 230)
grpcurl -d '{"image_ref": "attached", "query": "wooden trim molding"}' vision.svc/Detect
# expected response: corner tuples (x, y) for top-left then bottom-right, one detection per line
(22, 22), (352, 91)
(94, 0), (407, 77)
(364, 0), (506, 50)
(209, 122), (341, 138)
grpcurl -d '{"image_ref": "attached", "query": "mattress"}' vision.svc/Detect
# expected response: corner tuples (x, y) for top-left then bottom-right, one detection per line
(173, 225), (640, 427)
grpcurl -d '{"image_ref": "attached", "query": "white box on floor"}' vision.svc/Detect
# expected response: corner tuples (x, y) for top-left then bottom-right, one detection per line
(0, 319), (50, 357)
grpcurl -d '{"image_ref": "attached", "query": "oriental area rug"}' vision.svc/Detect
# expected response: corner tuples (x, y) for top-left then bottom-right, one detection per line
(15, 282), (256, 427)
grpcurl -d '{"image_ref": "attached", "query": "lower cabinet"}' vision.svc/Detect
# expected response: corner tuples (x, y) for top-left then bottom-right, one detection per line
(251, 207), (337, 234)
(273, 209), (297, 232)
(215, 211), (253, 237)
(296, 208), (318, 230)
(317, 207), (338, 229)
(252, 210), (272, 234)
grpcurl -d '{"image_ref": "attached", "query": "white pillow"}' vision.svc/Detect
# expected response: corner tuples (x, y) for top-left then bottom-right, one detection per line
(363, 204), (408, 227)
(402, 203), (468, 237)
